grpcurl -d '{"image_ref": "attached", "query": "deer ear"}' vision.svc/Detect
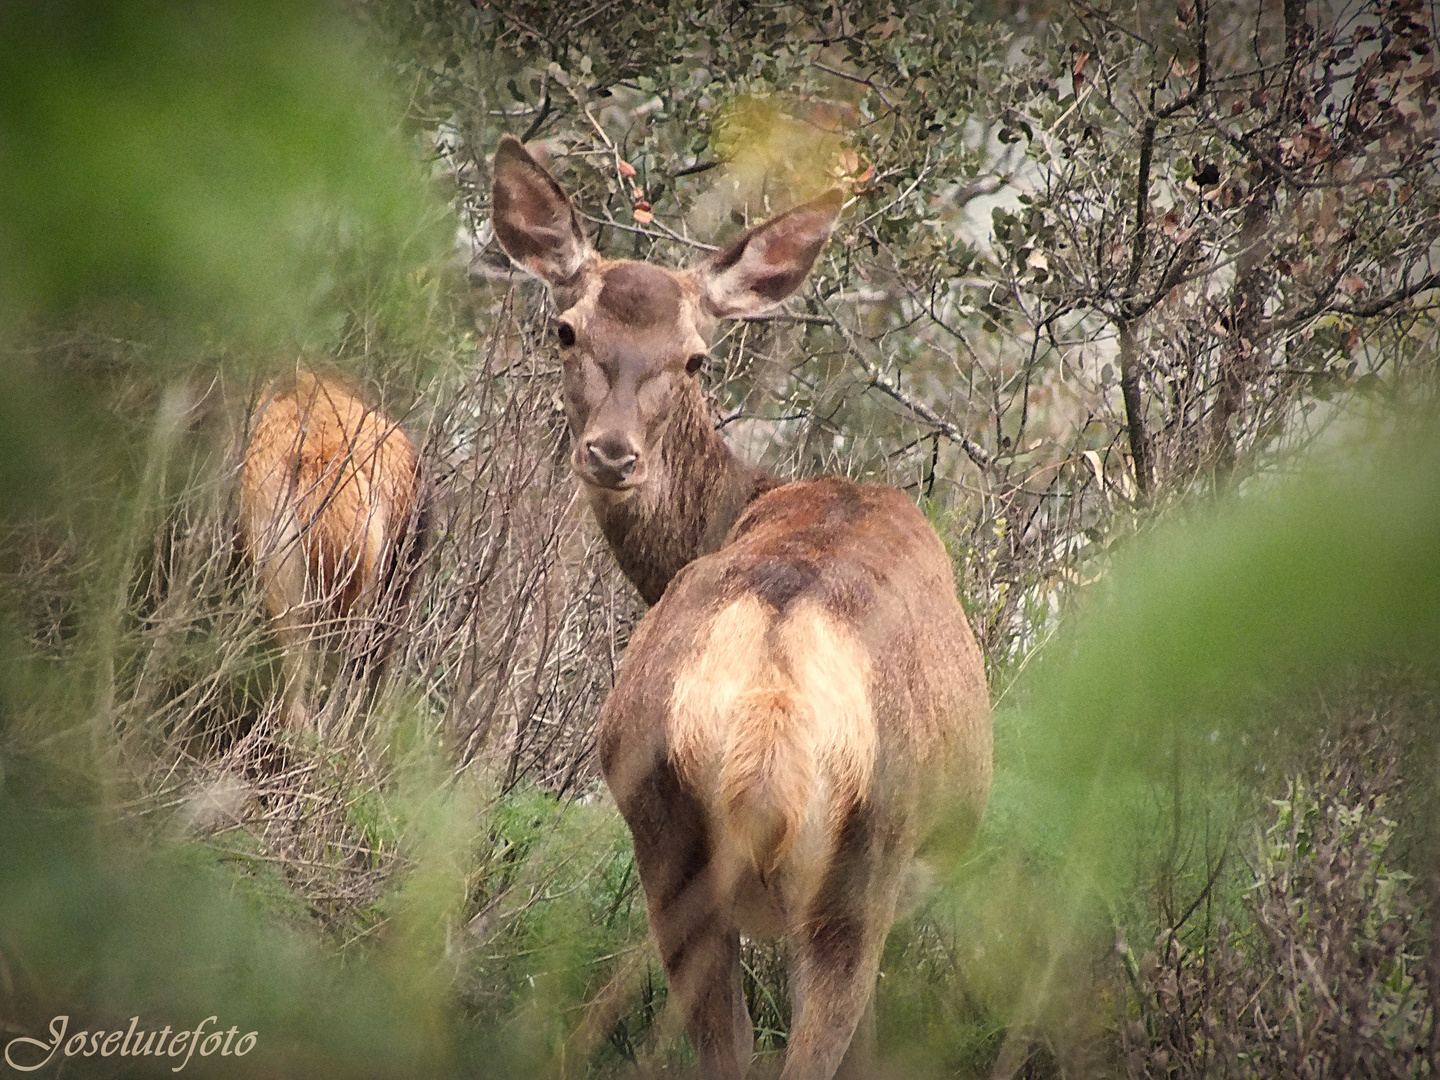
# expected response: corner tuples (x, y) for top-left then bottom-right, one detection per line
(491, 135), (592, 287)
(699, 190), (843, 318)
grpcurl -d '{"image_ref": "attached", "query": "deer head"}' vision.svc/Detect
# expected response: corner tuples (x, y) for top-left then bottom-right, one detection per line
(491, 135), (842, 495)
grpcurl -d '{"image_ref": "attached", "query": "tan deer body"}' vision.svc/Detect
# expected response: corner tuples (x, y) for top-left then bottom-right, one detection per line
(492, 136), (991, 1080)
(240, 371), (423, 727)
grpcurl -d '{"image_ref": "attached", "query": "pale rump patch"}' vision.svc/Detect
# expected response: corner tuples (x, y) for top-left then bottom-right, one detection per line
(668, 595), (876, 895)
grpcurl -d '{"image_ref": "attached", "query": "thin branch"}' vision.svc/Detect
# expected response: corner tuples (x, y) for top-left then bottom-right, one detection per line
(855, 151), (934, 227)
(738, 313), (837, 325)
(520, 92), (552, 143)
(490, 4), (549, 44)
(1154, 0), (1209, 121)
(813, 297), (994, 470)
(671, 159), (722, 178)
(1259, 271), (1440, 336)
(1117, 321), (1152, 494)
(562, 0), (623, 35)
(810, 60), (897, 109)
(574, 209), (719, 252)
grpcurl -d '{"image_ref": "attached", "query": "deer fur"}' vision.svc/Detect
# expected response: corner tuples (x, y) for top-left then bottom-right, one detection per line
(240, 370), (423, 728)
(492, 134), (992, 1080)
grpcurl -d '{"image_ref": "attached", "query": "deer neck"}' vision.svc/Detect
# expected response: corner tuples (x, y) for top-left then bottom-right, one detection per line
(584, 379), (773, 605)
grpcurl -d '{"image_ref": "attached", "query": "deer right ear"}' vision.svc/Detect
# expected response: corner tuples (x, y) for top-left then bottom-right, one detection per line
(699, 189), (844, 318)
(491, 135), (592, 287)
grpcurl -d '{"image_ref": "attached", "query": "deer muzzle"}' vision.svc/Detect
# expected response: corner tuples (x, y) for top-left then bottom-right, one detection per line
(581, 435), (640, 489)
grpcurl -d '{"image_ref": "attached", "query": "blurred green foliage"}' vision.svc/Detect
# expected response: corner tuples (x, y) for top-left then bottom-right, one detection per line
(911, 406), (1440, 1072)
(0, 0), (450, 524)
(0, 788), (442, 1078)
(0, 4), (465, 1075)
(0, 0), (437, 335)
(1012, 410), (1440, 861)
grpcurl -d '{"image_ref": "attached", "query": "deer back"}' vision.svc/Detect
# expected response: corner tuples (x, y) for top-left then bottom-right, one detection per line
(598, 477), (991, 909)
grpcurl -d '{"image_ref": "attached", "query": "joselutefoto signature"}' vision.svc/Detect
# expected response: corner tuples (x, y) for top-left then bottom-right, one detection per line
(4, 1015), (256, 1072)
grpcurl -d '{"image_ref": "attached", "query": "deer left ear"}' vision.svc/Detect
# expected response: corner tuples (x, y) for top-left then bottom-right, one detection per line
(491, 135), (593, 287)
(699, 190), (844, 318)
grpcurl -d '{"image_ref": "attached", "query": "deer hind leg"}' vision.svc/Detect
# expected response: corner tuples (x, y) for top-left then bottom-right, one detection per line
(780, 805), (904, 1080)
(258, 513), (321, 730)
(835, 997), (876, 1080)
(270, 596), (320, 730)
(618, 758), (753, 1079)
(650, 911), (751, 1080)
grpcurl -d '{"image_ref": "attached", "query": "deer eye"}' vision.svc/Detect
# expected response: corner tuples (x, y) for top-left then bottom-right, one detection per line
(686, 352), (707, 375)
(555, 321), (577, 348)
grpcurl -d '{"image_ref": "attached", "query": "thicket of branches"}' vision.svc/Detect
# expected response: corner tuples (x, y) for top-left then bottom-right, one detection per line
(373, 0), (1440, 659)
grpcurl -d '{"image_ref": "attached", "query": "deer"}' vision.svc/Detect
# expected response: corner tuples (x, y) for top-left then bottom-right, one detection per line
(492, 135), (992, 1080)
(240, 369), (425, 729)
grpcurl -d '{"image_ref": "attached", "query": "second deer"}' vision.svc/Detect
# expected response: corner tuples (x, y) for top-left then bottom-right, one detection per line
(493, 136), (992, 1080)
(240, 370), (424, 730)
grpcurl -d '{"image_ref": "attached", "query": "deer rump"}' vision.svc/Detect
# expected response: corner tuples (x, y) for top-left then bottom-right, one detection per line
(598, 477), (990, 941)
(241, 372), (420, 626)
(239, 372), (424, 732)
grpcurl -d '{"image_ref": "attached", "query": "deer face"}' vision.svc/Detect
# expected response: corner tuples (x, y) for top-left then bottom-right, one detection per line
(550, 260), (714, 491)
(491, 135), (842, 495)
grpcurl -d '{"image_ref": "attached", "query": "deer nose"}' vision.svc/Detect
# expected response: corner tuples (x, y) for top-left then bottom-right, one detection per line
(585, 438), (638, 485)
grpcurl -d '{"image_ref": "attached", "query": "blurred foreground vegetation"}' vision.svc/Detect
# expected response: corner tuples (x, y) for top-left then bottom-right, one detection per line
(1, 1), (1437, 1077)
